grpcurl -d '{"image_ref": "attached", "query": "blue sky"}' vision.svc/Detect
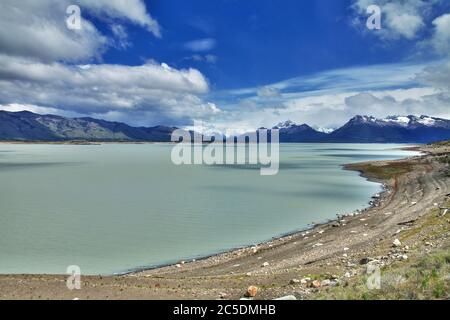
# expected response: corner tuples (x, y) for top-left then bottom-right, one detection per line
(0, 0), (449, 132)
(100, 0), (441, 88)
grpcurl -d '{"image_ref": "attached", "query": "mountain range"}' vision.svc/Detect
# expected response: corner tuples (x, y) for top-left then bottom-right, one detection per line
(0, 111), (176, 142)
(1, 110), (450, 143)
(274, 115), (450, 143)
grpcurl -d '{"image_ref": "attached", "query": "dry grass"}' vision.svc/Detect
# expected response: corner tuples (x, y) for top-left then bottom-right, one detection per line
(312, 200), (450, 300)
(347, 162), (414, 180)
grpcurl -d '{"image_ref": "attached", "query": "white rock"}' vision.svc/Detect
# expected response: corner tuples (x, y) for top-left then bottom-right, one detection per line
(321, 279), (332, 286)
(262, 262), (269, 267)
(343, 247), (350, 251)
(300, 277), (311, 284)
(274, 295), (297, 300)
(313, 243), (323, 247)
(392, 239), (402, 247)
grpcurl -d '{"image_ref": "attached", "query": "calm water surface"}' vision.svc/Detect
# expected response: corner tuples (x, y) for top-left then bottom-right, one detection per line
(0, 143), (418, 274)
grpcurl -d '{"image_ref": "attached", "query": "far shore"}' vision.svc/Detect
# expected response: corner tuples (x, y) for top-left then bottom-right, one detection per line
(0, 142), (449, 300)
(0, 140), (432, 146)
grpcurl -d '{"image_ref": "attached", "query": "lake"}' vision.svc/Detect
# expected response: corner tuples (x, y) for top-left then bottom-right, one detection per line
(0, 143), (418, 275)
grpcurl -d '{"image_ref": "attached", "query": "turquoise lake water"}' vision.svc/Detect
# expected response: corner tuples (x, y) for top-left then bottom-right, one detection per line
(0, 143), (418, 275)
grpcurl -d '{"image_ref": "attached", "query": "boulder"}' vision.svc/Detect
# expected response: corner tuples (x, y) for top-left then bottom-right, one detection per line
(274, 295), (297, 300)
(321, 279), (331, 286)
(359, 257), (372, 265)
(310, 280), (321, 288)
(245, 286), (258, 298)
(392, 239), (402, 247)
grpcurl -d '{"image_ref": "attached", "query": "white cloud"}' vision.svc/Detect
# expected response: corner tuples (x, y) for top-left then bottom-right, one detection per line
(206, 61), (450, 132)
(352, 0), (438, 40)
(386, 12), (424, 39)
(184, 38), (216, 52)
(206, 86), (449, 134)
(184, 54), (218, 64)
(0, 103), (84, 118)
(0, 0), (160, 63)
(78, 0), (161, 37)
(257, 86), (281, 99)
(0, 55), (219, 125)
(431, 13), (450, 55)
(110, 24), (130, 49)
(416, 61), (450, 90)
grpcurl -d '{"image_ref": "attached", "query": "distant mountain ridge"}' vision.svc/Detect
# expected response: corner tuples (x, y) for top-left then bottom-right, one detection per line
(273, 121), (328, 142)
(1, 110), (450, 143)
(316, 115), (450, 143)
(0, 110), (176, 142)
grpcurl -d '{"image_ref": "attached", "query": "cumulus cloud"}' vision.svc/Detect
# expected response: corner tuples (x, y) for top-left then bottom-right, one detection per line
(431, 13), (450, 55)
(207, 60), (450, 132)
(352, 0), (438, 40)
(0, 55), (220, 125)
(344, 91), (450, 120)
(416, 61), (450, 90)
(184, 38), (216, 52)
(208, 86), (449, 134)
(0, 1), (224, 126)
(0, 0), (160, 63)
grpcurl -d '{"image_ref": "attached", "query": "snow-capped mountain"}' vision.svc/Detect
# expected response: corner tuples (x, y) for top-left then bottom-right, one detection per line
(273, 120), (296, 129)
(384, 115), (450, 129)
(271, 115), (450, 143)
(273, 120), (328, 142)
(0, 111), (449, 143)
(326, 115), (450, 143)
